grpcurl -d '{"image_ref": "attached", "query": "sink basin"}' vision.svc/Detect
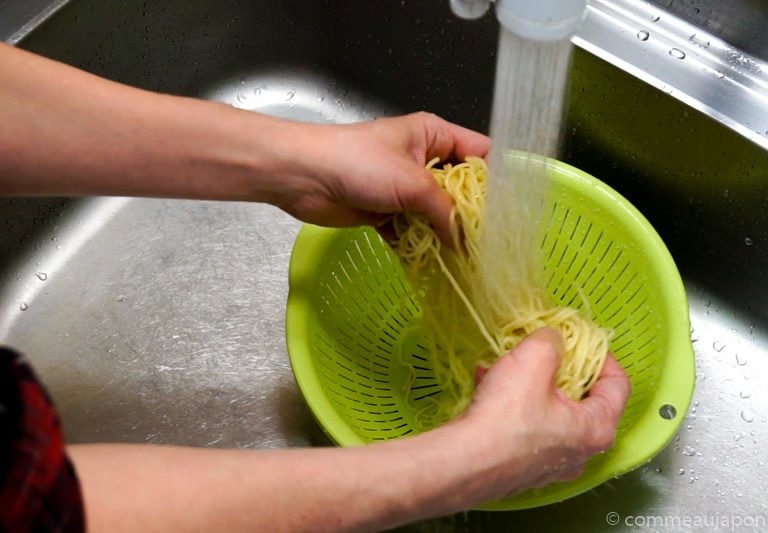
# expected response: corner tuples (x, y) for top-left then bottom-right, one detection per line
(2, 0), (767, 529)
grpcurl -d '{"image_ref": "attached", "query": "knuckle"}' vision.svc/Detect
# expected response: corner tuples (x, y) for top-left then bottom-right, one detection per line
(521, 335), (562, 368)
(526, 328), (563, 354)
(590, 424), (618, 453)
(413, 110), (439, 124)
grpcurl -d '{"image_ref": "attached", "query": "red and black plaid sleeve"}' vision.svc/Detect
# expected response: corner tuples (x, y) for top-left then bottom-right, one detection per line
(0, 347), (84, 532)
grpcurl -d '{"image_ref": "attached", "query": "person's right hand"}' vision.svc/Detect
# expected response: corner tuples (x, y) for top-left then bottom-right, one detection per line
(447, 327), (631, 506)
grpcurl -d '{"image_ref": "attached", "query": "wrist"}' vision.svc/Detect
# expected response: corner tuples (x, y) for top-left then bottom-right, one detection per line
(207, 106), (339, 209)
(166, 100), (312, 204)
(399, 419), (526, 514)
(438, 415), (533, 507)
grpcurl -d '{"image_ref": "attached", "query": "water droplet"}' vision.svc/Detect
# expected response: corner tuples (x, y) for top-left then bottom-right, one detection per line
(116, 295), (127, 303)
(669, 48), (686, 60)
(285, 90), (295, 101)
(745, 237), (753, 246)
(734, 432), (744, 442)
(741, 409), (755, 423)
(678, 468), (685, 475)
(713, 341), (726, 352)
(35, 272), (48, 281)
(740, 390), (752, 399)
(655, 467), (663, 473)
(683, 445), (697, 456)
(636, 30), (650, 41)
(735, 353), (748, 366)
(19, 302), (28, 311)
(651, 14), (661, 22)
(716, 71), (725, 79)
(236, 92), (247, 103)
(689, 34), (710, 48)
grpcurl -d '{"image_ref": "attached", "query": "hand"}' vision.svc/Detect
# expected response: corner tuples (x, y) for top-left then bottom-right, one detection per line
(274, 112), (489, 243)
(448, 327), (630, 505)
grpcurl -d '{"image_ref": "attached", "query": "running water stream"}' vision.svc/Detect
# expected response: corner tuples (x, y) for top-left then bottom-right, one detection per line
(480, 28), (574, 289)
(488, 29), (573, 160)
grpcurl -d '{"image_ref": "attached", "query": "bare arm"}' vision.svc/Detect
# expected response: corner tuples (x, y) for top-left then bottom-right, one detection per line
(68, 425), (482, 532)
(0, 43), (488, 242)
(69, 330), (630, 532)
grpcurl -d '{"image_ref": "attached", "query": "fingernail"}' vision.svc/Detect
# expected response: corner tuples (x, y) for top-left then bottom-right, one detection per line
(474, 364), (489, 385)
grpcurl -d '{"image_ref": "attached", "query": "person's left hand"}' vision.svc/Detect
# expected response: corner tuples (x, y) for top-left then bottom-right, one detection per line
(271, 112), (489, 244)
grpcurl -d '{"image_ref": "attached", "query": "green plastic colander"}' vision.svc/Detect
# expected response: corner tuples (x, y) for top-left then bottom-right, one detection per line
(286, 154), (695, 510)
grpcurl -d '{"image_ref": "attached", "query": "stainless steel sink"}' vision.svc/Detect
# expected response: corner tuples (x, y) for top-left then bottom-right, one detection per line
(2, 0), (768, 530)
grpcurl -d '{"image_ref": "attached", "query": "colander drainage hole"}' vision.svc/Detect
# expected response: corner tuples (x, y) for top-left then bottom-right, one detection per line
(659, 404), (677, 420)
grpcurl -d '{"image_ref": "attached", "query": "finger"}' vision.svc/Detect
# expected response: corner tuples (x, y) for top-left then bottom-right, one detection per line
(472, 329), (561, 399)
(580, 354), (631, 438)
(398, 168), (455, 245)
(314, 206), (383, 229)
(419, 184), (454, 245)
(443, 122), (491, 161)
(506, 327), (565, 394)
(374, 216), (397, 245)
(474, 362), (490, 385)
(420, 113), (490, 161)
(529, 461), (585, 489)
(557, 464), (587, 482)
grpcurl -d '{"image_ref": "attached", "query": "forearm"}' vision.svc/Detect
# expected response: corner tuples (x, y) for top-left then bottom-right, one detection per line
(0, 43), (316, 202)
(68, 424), (494, 533)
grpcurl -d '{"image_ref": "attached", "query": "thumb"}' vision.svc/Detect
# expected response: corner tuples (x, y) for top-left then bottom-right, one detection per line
(507, 327), (564, 396)
(579, 354), (631, 431)
(476, 328), (564, 399)
(397, 167), (454, 245)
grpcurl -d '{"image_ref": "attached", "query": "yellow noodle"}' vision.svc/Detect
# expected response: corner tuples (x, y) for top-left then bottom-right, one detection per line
(392, 157), (611, 430)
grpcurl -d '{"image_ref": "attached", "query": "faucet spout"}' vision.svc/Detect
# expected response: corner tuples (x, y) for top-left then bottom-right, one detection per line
(495, 0), (587, 41)
(449, 0), (491, 20)
(450, 0), (587, 41)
